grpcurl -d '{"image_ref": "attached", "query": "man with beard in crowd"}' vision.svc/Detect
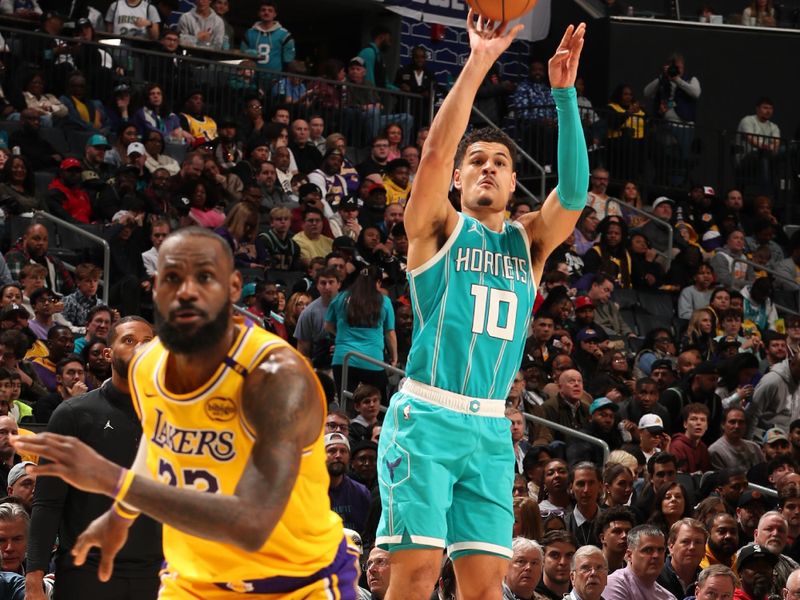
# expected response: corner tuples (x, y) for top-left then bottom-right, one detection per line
(537, 531), (577, 600)
(5, 223), (75, 296)
(734, 544), (777, 600)
(325, 432), (370, 534)
(25, 316), (163, 600)
(748, 512), (799, 596)
(701, 512), (740, 569)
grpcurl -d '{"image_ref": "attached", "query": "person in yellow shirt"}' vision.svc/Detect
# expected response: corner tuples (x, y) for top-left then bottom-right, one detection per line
(13, 228), (355, 599)
(382, 158), (411, 206)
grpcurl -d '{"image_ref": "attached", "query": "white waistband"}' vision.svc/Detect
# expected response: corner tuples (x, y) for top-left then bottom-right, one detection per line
(400, 379), (507, 418)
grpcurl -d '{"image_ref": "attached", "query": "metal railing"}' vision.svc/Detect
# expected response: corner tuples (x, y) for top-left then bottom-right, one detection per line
(606, 196), (675, 270)
(523, 411), (611, 465)
(503, 105), (798, 213)
(722, 254), (800, 315)
(749, 482), (778, 498)
(470, 105), (546, 203)
(0, 25), (432, 150)
(339, 351), (612, 464)
(340, 351), (406, 413)
(33, 211), (110, 304)
(233, 304), (265, 328)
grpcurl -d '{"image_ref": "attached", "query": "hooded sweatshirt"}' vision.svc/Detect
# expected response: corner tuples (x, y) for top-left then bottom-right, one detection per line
(709, 246), (754, 291)
(670, 432), (710, 473)
(241, 21), (295, 73)
(746, 358), (800, 439)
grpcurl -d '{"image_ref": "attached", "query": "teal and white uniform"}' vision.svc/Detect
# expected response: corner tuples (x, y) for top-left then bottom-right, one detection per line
(376, 212), (536, 559)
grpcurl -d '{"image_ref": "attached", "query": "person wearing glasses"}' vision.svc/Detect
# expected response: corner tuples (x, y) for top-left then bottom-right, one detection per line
(569, 545), (608, 600)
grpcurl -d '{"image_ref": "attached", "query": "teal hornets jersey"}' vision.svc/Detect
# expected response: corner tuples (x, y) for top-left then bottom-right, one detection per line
(405, 212), (537, 401)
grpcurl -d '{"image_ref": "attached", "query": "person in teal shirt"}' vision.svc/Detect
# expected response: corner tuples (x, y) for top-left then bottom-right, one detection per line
(325, 266), (397, 402)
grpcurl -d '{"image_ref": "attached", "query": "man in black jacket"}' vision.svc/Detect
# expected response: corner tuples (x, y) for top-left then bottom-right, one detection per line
(26, 316), (162, 600)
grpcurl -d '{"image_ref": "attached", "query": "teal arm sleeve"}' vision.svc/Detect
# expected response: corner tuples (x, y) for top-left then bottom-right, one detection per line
(552, 87), (590, 211)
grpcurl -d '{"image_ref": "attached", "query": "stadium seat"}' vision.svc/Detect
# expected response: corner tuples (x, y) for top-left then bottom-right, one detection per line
(34, 171), (54, 200)
(0, 121), (21, 140)
(39, 127), (69, 157)
(637, 290), (675, 316)
(66, 130), (94, 155)
(635, 312), (674, 337)
(612, 288), (638, 310)
(164, 141), (188, 164)
(620, 307), (637, 334)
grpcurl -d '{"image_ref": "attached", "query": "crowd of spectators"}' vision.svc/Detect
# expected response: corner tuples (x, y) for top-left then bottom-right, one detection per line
(0, 1), (794, 599)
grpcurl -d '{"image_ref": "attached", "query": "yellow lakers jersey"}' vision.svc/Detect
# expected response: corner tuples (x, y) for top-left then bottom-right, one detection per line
(129, 319), (343, 582)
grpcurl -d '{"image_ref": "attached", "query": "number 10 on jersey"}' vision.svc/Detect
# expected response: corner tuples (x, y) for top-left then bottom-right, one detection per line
(470, 284), (518, 342)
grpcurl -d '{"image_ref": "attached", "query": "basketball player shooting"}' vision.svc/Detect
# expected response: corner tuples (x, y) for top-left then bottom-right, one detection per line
(374, 12), (588, 600)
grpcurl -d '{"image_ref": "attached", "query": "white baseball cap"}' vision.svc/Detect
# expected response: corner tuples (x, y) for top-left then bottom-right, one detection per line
(127, 142), (146, 156)
(638, 413), (665, 433)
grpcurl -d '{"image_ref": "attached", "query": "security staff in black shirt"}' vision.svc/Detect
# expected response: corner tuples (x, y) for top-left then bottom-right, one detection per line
(26, 316), (162, 600)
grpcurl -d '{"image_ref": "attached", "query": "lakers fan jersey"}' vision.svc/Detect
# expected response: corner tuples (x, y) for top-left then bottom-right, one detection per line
(129, 319), (343, 582)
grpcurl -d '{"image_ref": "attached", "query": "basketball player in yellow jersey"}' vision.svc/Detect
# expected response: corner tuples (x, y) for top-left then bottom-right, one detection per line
(12, 227), (358, 599)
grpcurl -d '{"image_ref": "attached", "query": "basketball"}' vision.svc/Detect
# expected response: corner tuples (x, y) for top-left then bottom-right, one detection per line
(467, 0), (538, 22)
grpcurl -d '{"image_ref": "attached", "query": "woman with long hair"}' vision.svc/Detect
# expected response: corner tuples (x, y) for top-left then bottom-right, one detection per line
(647, 482), (692, 539)
(186, 180), (225, 229)
(513, 496), (544, 541)
(707, 286), (732, 335)
(285, 292), (312, 348)
(132, 82), (184, 140)
(81, 337), (111, 390)
(383, 122), (403, 161)
(573, 206), (600, 256)
(214, 202), (268, 270)
(602, 462), (634, 508)
(105, 123), (140, 168)
(620, 180), (647, 227)
(325, 266), (397, 400)
(0, 155), (41, 214)
(582, 216), (633, 288)
(681, 308), (716, 359)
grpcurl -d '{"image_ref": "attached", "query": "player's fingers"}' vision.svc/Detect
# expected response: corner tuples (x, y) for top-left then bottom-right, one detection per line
(557, 24), (575, 49)
(71, 535), (95, 566)
(30, 463), (64, 477)
(466, 8), (477, 31)
(98, 550), (116, 582)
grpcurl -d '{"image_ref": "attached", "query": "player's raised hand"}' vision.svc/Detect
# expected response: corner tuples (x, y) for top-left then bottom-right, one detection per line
(466, 8), (524, 62)
(548, 23), (586, 89)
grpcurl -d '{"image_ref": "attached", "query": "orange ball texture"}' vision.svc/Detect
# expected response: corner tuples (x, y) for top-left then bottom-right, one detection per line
(467, 0), (538, 21)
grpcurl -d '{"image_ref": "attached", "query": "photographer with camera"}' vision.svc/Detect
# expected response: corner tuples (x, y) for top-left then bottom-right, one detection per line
(644, 53), (701, 164)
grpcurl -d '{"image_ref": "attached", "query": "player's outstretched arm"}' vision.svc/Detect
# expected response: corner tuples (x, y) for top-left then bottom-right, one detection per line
(406, 11), (522, 259)
(519, 24), (589, 281)
(12, 346), (323, 555)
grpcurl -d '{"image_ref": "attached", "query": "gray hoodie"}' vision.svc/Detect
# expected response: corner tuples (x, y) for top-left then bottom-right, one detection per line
(746, 358), (800, 439)
(709, 246), (755, 291)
